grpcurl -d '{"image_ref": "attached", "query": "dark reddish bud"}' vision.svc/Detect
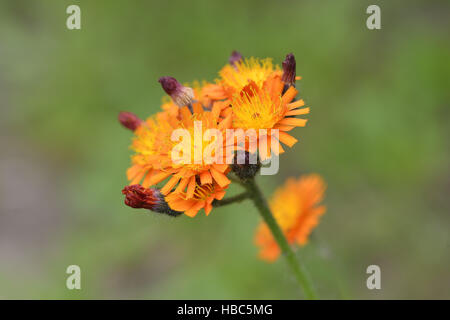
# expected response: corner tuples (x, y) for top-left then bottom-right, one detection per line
(231, 151), (261, 181)
(282, 53), (296, 86)
(229, 50), (243, 68)
(158, 76), (194, 107)
(122, 184), (181, 217)
(118, 112), (143, 131)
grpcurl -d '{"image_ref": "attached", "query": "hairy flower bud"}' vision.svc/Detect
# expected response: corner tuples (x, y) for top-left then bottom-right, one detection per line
(118, 111), (143, 131)
(122, 184), (181, 217)
(282, 53), (296, 87)
(229, 50), (243, 68)
(158, 76), (194, 107)
(231, 152), (261, 181)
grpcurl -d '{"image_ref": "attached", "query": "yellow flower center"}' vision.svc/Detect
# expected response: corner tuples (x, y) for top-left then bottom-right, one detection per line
(270, 184), (302, 231)
(232, 87), (286, 130)
(220, 57), (274, 91)
(192, 183), (215, 200)
(170, 115), (221, 171)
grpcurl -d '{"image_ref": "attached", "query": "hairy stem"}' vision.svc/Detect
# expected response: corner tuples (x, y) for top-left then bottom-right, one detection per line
(243, 178), (318, 300)
(213, 192), (249, 207)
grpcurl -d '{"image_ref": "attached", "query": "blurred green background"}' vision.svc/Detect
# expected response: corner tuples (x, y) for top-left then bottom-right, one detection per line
(0, 0), (449, 299)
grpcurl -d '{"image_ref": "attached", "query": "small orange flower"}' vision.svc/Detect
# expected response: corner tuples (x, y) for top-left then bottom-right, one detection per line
(254, 174), (326, 262)
(165, 181), (227, 217)
(202, 56), (278, 102)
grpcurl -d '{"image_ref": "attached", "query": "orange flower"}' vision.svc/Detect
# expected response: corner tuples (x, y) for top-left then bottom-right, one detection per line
(231, 77), (308, 157)
(254, 174), (326, 262)
(202, 56), (278, 102)
(165, 181), (227, 217)
(126, 102), (233, 200)
(201, 54), (308, 158)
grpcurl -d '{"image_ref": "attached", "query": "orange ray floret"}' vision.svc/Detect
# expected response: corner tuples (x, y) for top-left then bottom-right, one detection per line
(165, 181), (227, 217)
(254, 174), (326, 262)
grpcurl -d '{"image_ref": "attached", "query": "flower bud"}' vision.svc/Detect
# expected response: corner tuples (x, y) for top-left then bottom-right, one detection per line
(118, 111), (143, 131)
(282, 53), (296, 87)
(231, 152), (261, 181)
(158, 76), (194, 107)
(229, 50), (243, 68)
(122, 184), (181, 217)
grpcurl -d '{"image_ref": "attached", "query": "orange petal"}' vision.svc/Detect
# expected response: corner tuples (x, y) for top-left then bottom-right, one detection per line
(221, 107), (232, 117)
(215, 190), (226, 200)
(192, 102), (204, 114)
(149, 171), (172, 185)
(184, 201), (205, 217)
(130, 170), (146, 185)
(218, 114), (232, 130)
(200, 171), (212, 185)
(278, 131), (298, 147)
(141, 170), (154, 188)
(185, 201), (205, 217)
(273, 124), (295, 132)
(202, 83), (228, 100)
(285, 107), (310, 116)
(212, 163), (228, 173)
(180, 106), (193, 126)
(160, 175), (181, 195)
(275, 141), (285, 154)
(186, 176), (196, 199)
(169, 198), (197, 211)
(126, 164), (142, 181)
(175, 177), (190, 193)
(210, 168), (231, 187)
(281, 87), (298, 105)
(287, 99), (305, 110)
(278, 118), (307, 127)
(211, 102), (224, 119)
(204, 202), (213, 216)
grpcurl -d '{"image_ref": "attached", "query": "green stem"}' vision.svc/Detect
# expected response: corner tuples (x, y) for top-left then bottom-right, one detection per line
(213, 192), (249, 207)
(243, 178), (318, 300)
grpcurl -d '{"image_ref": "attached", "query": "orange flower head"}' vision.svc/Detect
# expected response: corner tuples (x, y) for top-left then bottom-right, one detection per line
(220, 57), (275, 93)
(254, 174), (326, 262)
(126, 102), (233, 204)
(201, 56), (278, 102)
(230, 75), (309, 157)
(165, 180), (227, 217)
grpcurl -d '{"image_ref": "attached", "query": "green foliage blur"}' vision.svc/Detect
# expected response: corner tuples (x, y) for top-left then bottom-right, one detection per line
(0, 0), (449, 299)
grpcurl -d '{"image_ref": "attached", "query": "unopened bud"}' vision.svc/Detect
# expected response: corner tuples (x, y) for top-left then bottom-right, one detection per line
(122, 184), (181, 217)
(118, 112), (143, 131)
(229, 50), (243, 68)
(158, 76), (194, 107)
(282, 53), (296, 86)
(231, 152), (261, 181)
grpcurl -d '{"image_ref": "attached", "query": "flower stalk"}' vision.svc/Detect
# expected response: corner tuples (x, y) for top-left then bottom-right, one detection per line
(212, 191), (249, 207)
(243, 177), (318, 300)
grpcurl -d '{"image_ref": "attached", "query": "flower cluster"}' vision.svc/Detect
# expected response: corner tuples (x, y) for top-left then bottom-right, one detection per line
(119, 52), (310, 219)
(119, 51), (328, 262)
